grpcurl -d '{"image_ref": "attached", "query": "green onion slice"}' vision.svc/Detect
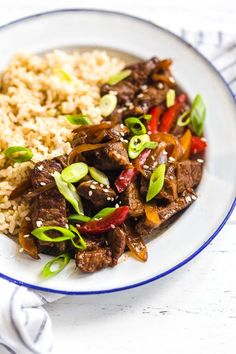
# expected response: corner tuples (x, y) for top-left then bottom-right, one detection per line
(177, 110), (191, 126)
(140, 114), (152, 121)
(68, 214), (91, 223)
(32, 226), (75, 242)
(89, 167), (110, 186)
(54, 171), (84, 215)
(99, 94), (117, 117)
(166, 89), (176, 108)
(69, 224), (87, 250)
(41, 253), (70, 278)
(146, 164), (166, 202)
(107, 69), (131, 85)
(125, 117), (147, 135)
(54, 68), (73, 82)
(92, 207), (116, 220)
(190, 94), (206, 136)
(4, 146), (33, 163)
(128, 134), (158, 159)
(66, 115), (91, 125)
(61, 162), (88, 183)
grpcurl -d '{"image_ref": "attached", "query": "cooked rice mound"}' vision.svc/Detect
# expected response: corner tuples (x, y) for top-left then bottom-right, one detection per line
(0, 50), (124, 235)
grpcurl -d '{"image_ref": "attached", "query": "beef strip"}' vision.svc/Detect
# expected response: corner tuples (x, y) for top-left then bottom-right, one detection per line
(75, 247), (112, 273)
(85, 141), (130, 170)
(108, 225), (126, 265)
(30, 159), (67, 254)
(77, 180), (117, 208)
(136, 189), (197, 236)
(176, 160), (202, 194)
(120, 181), (145, 217)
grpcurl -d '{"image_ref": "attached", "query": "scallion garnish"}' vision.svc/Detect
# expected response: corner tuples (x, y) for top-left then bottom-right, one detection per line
(128, 134), (158, 159)
(140, 114), (152, 121)
(53, 171), (84, 215)
(68, 214), (91, 223)
(124, 117), (147, 135)
(99, 94), (117, 117)
(31, 226), (75, 242)
(107, 69), (131, 85)
(166, 89), (176, 108)
(41, 253), (70, 278)
(89, 167), (110, 186)
(177, 111), (191, 127)
(61, 162), (88, 183)
(189, 94), (206, 136)
(92, 207), (116, 220)
(4, 146), (33, 163)
(146, 164), (166, 202)
(69, 225), (87, 250)
(66, 115), (91, 125)
(54, 68), (73, 82)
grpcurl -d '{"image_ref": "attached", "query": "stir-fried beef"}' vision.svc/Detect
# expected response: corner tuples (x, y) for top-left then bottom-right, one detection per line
(75, 247), (112, 273)
(136, 190), (197, 236)
(176, 160), (202, 193)
(30, 159), (67, 254)
(108, 225), (127, 264)
(85, 141), (129, 170)
(120, 181), (144, 217)
(77, 180), (117, 208)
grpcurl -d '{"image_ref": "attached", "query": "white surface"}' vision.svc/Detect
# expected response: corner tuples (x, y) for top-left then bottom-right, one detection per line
(0, 0), (236, 353)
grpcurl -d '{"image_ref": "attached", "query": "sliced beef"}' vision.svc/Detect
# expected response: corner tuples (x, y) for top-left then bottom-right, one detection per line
(30, 159), (67, 254)
(120, 181), (144, 217)
(77, 180), (117, 208)
(108, 225), (126, 265)
(75, 247), (112, 273)
(176, 160), (202, 194)
(136, 190), (197, 236)
(85, 141), (130, 170)
(101, 81), (137, 104)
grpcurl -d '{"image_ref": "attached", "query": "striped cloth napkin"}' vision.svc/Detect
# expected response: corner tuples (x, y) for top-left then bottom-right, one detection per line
(0, 28), (235, 354)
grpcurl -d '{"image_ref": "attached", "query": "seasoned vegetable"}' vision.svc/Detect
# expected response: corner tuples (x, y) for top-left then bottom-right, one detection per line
(77, 206), (129, 234)
(69, 225), (87, 250)
(4, 146), (33, 163)
(107, 69), (131, 85)
(125, 117), (146, 135)
(54, 68), (73, 82)
(128, 134), (157, 159)
(92, 207), (116, 220)
(89, 166), (110, 185)
(190, 136), (207, 154)
(68, 214), (91, 223)
(32, 226), (75, 242)
(177, 110), (191, 126)
(159, 94), (186, 133)
(146, 164), (166, 202)
(179, 129), (192, 160)
(126, 231), (148, 262)
(61, 162), (88, 183)
(190, 94), (206, 136)
(115, 168), (138, 193)
(144, 203), (160, 225)
(66, 115), (91, 125)
(147, 106), (164, 134)
(41, 254), (71, 278)
(99, 94), (117, 117)
(54, 171), (84, 214)
(166, 89), (176, 108)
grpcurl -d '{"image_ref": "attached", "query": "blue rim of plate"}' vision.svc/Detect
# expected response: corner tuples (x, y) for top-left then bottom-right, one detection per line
(0, 9), (235, 295)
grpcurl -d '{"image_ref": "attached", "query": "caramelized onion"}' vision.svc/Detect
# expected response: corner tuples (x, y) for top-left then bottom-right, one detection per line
(126, 231), (148, 262)
(151, 132), (183, 161)
(25, 182), (56, 199)
(144, 203), (160, 225)
(68, 142), (110, 165)
(19, 220), (39, 260)
(9, 179), (32, 200)
(151, 74), (175, 88)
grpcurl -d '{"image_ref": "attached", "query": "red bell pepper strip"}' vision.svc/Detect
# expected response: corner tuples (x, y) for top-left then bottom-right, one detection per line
(190, 136), (207, 154)
(115, 149), (151, 193)
(159, 94), (187, 133)
(77, 206), (129, 234)
(147, 105), (164, 134)
(115, 168), (138, 193)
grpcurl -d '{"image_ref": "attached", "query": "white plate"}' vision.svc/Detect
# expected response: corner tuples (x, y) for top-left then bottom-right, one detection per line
(0, 9), (235, 295)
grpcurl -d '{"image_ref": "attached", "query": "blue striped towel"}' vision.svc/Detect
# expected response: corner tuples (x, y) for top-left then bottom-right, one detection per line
(0, 29), (235, 354)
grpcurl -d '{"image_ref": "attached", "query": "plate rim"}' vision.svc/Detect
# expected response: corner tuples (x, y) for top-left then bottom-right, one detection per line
(0, 8), (235, 295)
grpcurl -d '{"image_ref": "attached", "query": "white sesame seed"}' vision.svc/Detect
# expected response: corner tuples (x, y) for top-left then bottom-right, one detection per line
(120, 124), (124, 128)
(65, 224), (69, 229)
(169, 176), (174, 180)
(36, 220), (43, 227)
(147, 131), (151, 135)
(157, 82), (164, 89)
(119, 201), (122, 204)
(115, 203), (119, 208)
(119, 177), (124, 180)
(92, 181), (98, 184)
(109, 90), (118, 95)
(151, 156), (155, 161)
(111, 198), (114, 201)
(25, 216), (31, 221)
(40, 182), (46, 186)
(90, 185), (96, 190)
(110, 224), (116, 229)
(37, 165), (43, 171)
(120, 132), (125, 137)
(137, 93), (144, 98)
(19, 248), (24, 253)
(107, 197), (111, 201)
(201, 137), (207, 142)
(23, 234), (30, 238)
(103, 189), (109, 193)
(143, 165), (149, 169)
(162, 150), (168, 155)
(168, 157), (175, 162)
(100, 184), (104, 188)
(88, 190), (93, 197)
(191, 195), (197, 200)
(141, 85), (148, 91)
(197, 158), (204, 163)
(169, 76), (175, 83)
(123, 139), (129, 143)
(185, 196), (192, 203)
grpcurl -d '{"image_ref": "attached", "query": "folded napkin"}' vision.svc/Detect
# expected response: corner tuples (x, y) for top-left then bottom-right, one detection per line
(0, 27), (235, 354)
